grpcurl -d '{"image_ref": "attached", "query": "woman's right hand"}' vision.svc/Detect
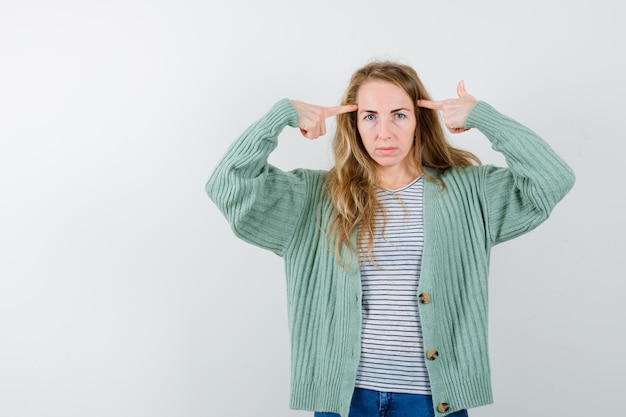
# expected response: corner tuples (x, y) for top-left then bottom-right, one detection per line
(290, 100), (357, 139)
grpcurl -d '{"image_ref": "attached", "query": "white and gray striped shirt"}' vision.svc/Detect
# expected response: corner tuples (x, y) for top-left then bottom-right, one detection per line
(355, 176), (431, 394)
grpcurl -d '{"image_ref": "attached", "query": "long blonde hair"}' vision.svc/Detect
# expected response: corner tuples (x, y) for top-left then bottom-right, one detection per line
(325, 60), (480, 264)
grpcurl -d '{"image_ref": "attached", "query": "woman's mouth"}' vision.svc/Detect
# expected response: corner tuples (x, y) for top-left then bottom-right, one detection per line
(377, 147), (397, 155)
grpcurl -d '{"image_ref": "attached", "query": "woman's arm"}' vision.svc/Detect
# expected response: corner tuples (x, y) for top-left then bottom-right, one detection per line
(466, 102), (575, 244)
(419, 82), (575, 244)
(205, 99), (357, 256)
(205, 99), (306, 256)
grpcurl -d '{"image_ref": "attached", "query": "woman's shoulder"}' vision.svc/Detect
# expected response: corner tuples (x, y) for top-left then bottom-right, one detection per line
(289, 168), (328, 181)
(424, 165), (498, 197)
(427, 165), (490, 180)
(283, 168), (329, 196)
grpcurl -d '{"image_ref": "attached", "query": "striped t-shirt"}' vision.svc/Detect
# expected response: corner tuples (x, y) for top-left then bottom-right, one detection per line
(355, 176), (431, 394)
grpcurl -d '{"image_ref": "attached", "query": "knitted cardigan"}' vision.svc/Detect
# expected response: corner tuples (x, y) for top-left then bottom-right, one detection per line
(206, 99), (575, 417)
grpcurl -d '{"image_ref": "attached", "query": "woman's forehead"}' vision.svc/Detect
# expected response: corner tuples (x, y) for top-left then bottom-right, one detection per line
(357, 81), (414, 109)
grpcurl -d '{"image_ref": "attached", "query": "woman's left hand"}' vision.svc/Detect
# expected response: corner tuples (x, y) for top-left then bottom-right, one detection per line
(417, 80), (478, 134)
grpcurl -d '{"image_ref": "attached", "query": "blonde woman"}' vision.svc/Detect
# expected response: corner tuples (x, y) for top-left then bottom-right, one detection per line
(206, 61), (575, 417)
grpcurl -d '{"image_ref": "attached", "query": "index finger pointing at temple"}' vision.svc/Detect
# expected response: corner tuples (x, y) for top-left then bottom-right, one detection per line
(325, 104), (358, 117)
(417, 99), (443, 110)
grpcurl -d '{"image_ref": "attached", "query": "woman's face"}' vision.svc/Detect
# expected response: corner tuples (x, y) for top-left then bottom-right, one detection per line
(356, 80), (417, 174)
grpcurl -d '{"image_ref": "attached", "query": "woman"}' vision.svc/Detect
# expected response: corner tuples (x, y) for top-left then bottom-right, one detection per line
(206, 61), (575, 417)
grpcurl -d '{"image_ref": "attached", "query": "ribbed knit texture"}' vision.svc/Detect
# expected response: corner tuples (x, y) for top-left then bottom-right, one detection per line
(206, 99), (575, 417)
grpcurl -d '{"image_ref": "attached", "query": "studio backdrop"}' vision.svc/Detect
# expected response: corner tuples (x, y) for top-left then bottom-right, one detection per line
(0, 1), (623, 417)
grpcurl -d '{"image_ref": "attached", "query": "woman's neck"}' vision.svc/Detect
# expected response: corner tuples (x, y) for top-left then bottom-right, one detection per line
(376, 164), (422, 190)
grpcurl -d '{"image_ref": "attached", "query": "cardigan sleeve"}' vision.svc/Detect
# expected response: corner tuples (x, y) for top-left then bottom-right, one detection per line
(205, 99), (309, 257)
(465, 101), (576, 245)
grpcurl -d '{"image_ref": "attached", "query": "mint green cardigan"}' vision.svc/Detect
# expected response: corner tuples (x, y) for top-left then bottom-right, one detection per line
(206, 99), (575, 416)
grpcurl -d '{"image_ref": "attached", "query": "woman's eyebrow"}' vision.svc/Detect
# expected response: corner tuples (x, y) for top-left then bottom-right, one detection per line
(359, 107), (411, 114)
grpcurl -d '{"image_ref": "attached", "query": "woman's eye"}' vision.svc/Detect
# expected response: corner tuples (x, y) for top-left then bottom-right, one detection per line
(394, 113), (406, 120)
(364, 114), (375, 121)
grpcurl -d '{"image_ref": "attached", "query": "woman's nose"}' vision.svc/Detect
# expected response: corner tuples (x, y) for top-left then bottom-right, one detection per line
(377, 118), (393, 139)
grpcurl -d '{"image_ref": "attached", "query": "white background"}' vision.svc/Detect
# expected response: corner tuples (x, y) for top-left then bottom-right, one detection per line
(0, 1), (623, 416)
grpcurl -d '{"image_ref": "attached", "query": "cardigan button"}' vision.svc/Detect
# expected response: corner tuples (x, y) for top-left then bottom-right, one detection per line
(437, 403), (450, 413)
(418, 292), (431, 304)
(426, 349), (439, 360)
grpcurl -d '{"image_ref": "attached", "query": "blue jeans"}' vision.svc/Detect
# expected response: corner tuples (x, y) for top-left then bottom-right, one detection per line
(314, 388), (469, 417)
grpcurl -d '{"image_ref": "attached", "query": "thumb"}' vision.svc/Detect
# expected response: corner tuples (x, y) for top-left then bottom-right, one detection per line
(457, 80), (468, 98)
